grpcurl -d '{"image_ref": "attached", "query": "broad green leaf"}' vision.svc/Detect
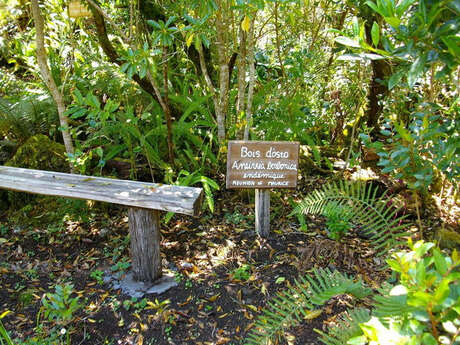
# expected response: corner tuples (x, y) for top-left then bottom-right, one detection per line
(407, 53), (427, 88)
(421, 333), (438, 345)
(388, 71), (404, 89)
(434, 279), (450, 303)
(384, 16), (401, 27)
(337, 53), (365, 61)
(433, 249), (448, 275)
(335, 36), (361, 48)
(442, 37), (460, 60)
(371, 22), (380, 46)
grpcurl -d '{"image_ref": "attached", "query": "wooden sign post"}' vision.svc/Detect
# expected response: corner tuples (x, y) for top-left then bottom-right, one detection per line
(226, 141), (300, 237)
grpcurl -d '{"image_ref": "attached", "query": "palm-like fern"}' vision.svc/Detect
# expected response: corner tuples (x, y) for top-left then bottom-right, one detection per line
(316, 308), (371, 345)
(0, 95), (58, 143)
(292, 180), (409, 256)
(245, 268), (372, 345)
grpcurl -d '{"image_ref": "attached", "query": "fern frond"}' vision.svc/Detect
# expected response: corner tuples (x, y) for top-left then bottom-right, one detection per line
(244, 269), (371, 345)
(316, 308), (371, 345)
(292, 181), (409, 256)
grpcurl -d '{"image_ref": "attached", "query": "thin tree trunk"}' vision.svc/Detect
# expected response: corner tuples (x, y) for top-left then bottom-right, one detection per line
(244, 17), (256, 141)
(197, 43), (222, 134)
(364, 20), (391, 133)
(30, 0), (74, 171)
(236, 26), (247, 135)
(215, 12), (229, 143)
(274, 1), (285, 78)
(162, 46), (174, 165)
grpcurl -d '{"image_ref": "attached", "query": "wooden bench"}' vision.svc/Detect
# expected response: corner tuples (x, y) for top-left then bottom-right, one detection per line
(0, 166), (203, 283)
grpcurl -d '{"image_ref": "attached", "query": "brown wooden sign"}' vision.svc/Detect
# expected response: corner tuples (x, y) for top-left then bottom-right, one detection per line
(226, 141), (299, 189)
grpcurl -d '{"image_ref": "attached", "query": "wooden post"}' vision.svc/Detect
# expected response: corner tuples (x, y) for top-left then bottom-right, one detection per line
(128, 207), (162, 282)
(255, 189), (270, 237)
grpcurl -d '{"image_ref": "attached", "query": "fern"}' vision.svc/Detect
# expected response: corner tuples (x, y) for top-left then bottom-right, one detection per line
(0, 95), (58, 143)
(292, 180), (409, 256)
(245, 268), (371, 345)
(316, 308), (371, 345)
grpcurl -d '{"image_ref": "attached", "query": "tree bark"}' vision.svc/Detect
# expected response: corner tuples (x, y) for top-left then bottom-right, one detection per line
(274, 1), (285, 78)
(244, 17), (256, 141)
(215, 10), (229, 143)
(236, 26), (247, 137)
(30, 0), (74, 171)
(364, 18), (391, 133)
(162, 46), (174, 165)
(128, 207), (162, 282)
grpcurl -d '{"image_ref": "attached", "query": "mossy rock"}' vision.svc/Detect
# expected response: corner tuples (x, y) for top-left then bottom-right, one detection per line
(438, 228), (460, 249)
(6, 134), (68, 171)
(5, 134), (69, 209)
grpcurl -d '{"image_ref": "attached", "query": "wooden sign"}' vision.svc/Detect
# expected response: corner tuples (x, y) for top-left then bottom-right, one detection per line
(226, 141), (299, 189)
(68, 0), (92, 18)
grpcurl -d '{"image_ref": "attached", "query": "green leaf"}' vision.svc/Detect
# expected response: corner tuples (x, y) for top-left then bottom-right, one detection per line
(366, 1), (386, 17)
(371, 22), (380, 46)
(275, 277), (286, 284)
(388, 71), (404, 90)
(422, 332), (438, 345)
(384, 16), (401, 27)
(407, 53), (427, 88)
(433, 249), (448, 275)
(434, 279), (450, 303)
(347, 336), (367, 345)
(335, 36), (361, 48)
(442, 37), (460, 60)
(396, 0), (416, 16)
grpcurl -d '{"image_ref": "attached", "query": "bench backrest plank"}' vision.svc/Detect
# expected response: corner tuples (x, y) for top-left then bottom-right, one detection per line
(0, 166), (203, 216)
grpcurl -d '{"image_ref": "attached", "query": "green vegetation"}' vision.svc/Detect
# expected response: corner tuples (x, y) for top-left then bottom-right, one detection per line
(0, 0), (458, 343)
(247, 240), (460, 345)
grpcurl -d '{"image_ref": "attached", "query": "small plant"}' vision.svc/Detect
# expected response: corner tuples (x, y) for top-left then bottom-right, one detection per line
(122, 298), (147, 312)
(110, 259), (130, 274)
(323, 202), (353, 241)
(292, 181), (409, 256)
(89, 270), (104, 285)
(24, 269), (39, 281)
(146, 298), (170, 316)
(231, 264), (252, 281)
(41, 283), (81, 326)
(224, 210), (248, 225)
(0, 310), (14, 345)
(185, 279), (193, 289)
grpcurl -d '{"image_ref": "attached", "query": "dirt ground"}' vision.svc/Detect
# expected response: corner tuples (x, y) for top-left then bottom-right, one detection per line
(0, 176), (406, 345)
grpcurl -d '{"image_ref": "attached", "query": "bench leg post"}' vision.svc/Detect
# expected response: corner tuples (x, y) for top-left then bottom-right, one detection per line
(128, 207), (162, 282)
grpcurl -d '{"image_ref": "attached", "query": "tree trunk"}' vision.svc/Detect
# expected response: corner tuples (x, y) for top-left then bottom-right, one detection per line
(364, 19), (391, 133)
(244, 17), (256, 141)
(162, 46), (174, 165)
(30, 0), (74, 171)
(215, 13), (229, 143)
(274, 1), (285, 78)
(236, 26), (246, 137)
(128, 207), (162, 282)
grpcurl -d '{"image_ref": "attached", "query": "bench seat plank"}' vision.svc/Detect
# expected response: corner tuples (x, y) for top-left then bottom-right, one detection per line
(0, 166), (203, 216)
